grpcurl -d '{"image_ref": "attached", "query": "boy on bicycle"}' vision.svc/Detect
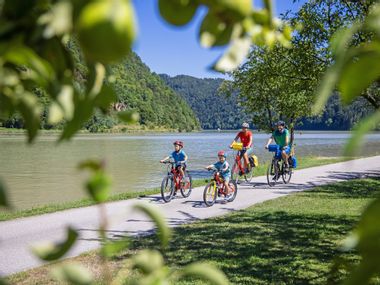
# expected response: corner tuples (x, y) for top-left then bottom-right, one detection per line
(230, 122), (253, 174)
(265, 120), (291, 170)
(160, 140), (188, 178)
(205, 151), (231, 202)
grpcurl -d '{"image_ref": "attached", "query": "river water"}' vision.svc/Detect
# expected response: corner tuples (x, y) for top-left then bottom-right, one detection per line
(1, 131), (379, 210)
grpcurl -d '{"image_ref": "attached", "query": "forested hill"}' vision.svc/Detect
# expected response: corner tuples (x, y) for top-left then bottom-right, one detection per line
(160, 74), (249, 130)
(106, 53), (200, 131)
(160, 74), (372, 131)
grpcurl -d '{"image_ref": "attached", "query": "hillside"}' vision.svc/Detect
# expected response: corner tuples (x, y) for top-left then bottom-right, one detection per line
(160, 74), (373, 131)
(160, 74), (249, 130)
(1, 47), (200, 132)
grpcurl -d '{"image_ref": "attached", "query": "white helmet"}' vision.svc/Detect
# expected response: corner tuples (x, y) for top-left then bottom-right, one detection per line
(242, 122), (249, 128)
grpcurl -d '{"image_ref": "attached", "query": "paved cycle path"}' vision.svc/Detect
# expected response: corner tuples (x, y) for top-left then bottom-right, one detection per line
(1, 156), (380, 276)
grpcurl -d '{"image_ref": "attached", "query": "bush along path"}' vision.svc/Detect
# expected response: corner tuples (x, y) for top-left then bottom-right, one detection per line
(0, 156), (380, 276)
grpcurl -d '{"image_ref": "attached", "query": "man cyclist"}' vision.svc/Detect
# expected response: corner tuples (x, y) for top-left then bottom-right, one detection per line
(265, 120), (291, 170)
(229, 122), (253, 174)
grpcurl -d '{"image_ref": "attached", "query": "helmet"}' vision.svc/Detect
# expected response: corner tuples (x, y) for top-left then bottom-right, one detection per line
(277, 120), (285, 127)
(173, 140), (183, 147)
(242, 122), (249, 128)
(217, 150), (226, 158)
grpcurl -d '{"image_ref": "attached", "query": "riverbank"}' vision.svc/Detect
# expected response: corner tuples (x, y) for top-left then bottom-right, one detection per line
(7, 178), (380, 284)
(0, 156), (353, 222)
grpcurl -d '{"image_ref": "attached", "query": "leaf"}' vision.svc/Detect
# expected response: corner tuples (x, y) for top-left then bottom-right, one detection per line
(344, 110), (380, 156)
(2, 0), (37, 19)
(32, 227), (78, 261)
(101, 237), (129, 258)
(48, 85), (75, 124)
(133, 203), (171, 248)
(0, 278), (9, 285)
(0, 178), (11, 209)
(213, 36), (251, 72)
(180, 262), (229, 285)
(86, 172), (111, 203)
(158, 0), (198, 26)
(38, 1), (73, 38)
(199, 12), (234, 48)
(312, 65), (340, 114)
(132, 249), (164, 274)
(117, 110), (140, 124)
(330, 23), (360, 57)
(51, 263), (93, 285)
(338, 43), (380, 104)
(94, 84), (117, 112)
(17, 92), (42, 143)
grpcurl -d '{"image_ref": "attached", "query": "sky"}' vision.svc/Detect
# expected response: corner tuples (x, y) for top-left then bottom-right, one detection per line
(132, 0), (306, 79)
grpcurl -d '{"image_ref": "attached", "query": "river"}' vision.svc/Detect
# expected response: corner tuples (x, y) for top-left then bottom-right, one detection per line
(1, 131), (379, 210)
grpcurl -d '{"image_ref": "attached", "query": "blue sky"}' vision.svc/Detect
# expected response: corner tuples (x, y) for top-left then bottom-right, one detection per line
(132, 0), (306, 79)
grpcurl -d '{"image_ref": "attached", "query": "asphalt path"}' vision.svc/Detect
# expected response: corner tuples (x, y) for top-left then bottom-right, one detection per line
(1, 156), (380, 276)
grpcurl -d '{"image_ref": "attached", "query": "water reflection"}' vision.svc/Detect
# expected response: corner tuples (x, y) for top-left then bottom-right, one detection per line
(0, 131), (379, 209)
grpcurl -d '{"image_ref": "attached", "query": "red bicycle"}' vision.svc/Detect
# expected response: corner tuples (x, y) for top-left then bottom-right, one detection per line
(160, 161), (192, 202)
(203, 170), (238, 207)
(230, 145), (255, 183)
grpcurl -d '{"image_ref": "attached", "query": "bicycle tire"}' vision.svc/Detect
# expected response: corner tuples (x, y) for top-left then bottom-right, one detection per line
(267, 159), (279, 187)
(203, 182), (217, 207)
(231, 162), (240, 184)
(244, 166), (254, 183)
(161, 175), (174, 203)
(281, 163), (292, 184)
(226, 180), (238, 202)
(180, 171), (192, 198)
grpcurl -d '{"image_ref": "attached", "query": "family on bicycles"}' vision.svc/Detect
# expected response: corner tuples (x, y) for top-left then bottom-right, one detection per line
(159, 120), (295, 204)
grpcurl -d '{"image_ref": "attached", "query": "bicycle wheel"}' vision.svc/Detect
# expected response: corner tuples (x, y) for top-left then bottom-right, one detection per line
(266, 159), (279, 187)
(281, 162), (292, 184)
(231, 163), (240, 184)
(161, 175), (174, 202)
(244, 166), (254, 183)
(180, 171), (192, 198)
(203, 182), (217, 207)
(226, 180), (238, 202)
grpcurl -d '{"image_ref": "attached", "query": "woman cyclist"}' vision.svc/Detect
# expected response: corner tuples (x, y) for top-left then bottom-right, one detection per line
(230, 122), (253, 174)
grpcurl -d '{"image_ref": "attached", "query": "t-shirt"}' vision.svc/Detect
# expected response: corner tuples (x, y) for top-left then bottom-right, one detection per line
(272, 129), (290, 147)
(170, 150), (187, 163)
(237, 131), (253, 147)
(213, 161), (231, 175)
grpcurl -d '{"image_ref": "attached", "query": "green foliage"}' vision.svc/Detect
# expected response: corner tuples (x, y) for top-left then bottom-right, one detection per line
(231, 0), (377, 133)
(31, 227), (79, 261)
(51, 263), (93, 285)
(160, 74), (250, 129)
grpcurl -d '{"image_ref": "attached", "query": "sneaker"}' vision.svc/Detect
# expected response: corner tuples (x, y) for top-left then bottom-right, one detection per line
(224, 194), (232, 201)
(173, 191), (177, 196)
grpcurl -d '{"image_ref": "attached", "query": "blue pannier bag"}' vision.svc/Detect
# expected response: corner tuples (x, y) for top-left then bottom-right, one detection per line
(268, 145), (280, 152)
(290, 156), (297, 168)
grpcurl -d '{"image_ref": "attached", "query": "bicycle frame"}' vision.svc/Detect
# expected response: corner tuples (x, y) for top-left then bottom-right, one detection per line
(166, 163), (183, 190)
(211, 172), (228, 197)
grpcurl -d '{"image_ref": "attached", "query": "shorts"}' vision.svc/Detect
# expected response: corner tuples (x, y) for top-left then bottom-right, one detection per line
(275, 146), (291, 159)
(221, 173), (231, 183)
(239, 147), (253, 157)
(175, 162), (186, 169)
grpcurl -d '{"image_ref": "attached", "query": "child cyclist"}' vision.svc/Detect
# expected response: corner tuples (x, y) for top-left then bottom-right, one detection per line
(160, 140), (188, 178)
(205, 150), (232, 202)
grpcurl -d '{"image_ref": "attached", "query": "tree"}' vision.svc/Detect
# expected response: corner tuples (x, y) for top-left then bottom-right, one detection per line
(231, 0), (376, 141)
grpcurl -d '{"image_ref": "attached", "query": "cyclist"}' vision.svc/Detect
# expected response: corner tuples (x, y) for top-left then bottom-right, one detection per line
(160, 140), (188, 178)
(229, 122), (253, 174)
(205, 150), (231, 202)
(265, 120), (291, 170)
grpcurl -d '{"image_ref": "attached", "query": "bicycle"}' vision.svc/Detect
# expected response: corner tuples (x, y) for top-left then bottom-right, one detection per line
(230, 143), (255, 184)
(203, 169), (238, 207)
(160, 161), (192, 202)
(266, 145), (292, 187)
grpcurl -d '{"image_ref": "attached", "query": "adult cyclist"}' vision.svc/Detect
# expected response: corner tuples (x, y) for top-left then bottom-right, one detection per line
(229, 122), (253, 175)
(265, 120), (291, 170)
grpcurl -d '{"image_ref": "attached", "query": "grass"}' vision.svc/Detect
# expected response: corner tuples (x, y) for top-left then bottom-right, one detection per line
(0, 156), (357, 222)
(8, 178), (380, 285)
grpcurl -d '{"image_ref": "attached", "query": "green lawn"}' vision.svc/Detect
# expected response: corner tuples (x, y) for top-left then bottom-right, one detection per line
(126, 178), (380, 285)
(8, 178), (380, 285)
(0, 156), (354, 221)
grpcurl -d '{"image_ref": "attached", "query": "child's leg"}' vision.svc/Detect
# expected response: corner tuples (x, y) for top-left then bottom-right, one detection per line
(223, 180), (230, 195)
